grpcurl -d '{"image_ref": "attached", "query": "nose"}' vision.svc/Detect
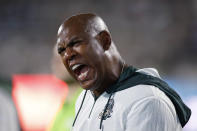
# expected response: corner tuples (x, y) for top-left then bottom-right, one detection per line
(64, 46), (77, 62)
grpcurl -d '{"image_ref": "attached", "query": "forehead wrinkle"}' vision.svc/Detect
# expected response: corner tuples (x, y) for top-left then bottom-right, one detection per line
(56, 38), (66, 49)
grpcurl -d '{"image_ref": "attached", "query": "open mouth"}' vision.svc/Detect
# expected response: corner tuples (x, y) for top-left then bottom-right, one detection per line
(71, 64), (89, 81)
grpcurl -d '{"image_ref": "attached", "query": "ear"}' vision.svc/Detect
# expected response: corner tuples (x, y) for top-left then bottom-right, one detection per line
(97, 31), (111, 51)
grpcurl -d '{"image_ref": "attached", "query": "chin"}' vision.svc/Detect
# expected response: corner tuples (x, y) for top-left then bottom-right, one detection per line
(80, 79), (96, 90)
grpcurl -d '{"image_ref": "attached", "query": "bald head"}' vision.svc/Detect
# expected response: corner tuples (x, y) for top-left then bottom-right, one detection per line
(58, 13), (109, 38)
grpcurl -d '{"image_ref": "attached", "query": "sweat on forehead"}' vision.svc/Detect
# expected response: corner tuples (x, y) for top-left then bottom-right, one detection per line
(58, 13), (109, 37)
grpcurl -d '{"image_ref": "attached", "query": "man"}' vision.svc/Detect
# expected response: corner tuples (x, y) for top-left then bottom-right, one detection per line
(56, 13), (191, 131)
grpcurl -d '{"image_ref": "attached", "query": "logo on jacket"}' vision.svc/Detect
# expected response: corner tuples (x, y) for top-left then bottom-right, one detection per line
(99, 98), (114, 120)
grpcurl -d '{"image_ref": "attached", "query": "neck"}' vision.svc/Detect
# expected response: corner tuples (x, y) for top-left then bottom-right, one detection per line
(92, 60), (125, 97)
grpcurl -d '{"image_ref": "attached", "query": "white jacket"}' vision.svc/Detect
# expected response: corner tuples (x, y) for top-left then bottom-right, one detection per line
(72, 68), (184, 131)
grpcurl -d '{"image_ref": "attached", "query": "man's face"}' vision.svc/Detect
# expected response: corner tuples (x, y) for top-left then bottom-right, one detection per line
(57, 25), (106, 90)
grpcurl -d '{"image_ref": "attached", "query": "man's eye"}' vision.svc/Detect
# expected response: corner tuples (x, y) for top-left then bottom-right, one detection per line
(72, 40), (83, 47)
(58, 47), (65, 54)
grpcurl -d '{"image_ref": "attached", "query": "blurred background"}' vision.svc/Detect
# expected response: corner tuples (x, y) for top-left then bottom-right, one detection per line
(0, 0), (196, 131)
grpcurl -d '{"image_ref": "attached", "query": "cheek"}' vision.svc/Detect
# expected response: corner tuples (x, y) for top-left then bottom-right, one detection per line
(86, 42), (104, 60)
(63, 62), (75, 77)
(60, 56), (69, 71)
(86, 44), (106, 79)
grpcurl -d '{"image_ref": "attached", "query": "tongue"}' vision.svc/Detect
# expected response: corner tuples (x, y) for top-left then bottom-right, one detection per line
(78, 66), (89, 81)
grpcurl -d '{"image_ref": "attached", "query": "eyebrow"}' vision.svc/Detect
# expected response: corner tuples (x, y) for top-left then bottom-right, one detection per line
(67, 37), (82, 47)
(57, 36), (82, 50)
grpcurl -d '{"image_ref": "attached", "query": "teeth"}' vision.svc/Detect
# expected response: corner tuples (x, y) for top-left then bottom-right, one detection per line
(71, 64), (82, 71)
(78, 70), (88, 80)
